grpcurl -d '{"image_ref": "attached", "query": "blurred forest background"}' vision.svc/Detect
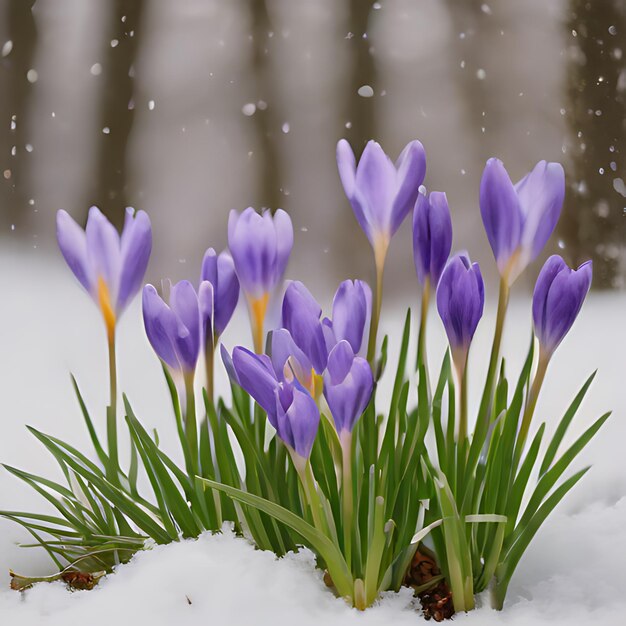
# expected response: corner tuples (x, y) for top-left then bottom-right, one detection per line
(1, 0), (624, 299)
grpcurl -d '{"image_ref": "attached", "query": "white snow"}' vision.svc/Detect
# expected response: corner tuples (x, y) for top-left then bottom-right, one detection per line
(0, 246), (625, 624)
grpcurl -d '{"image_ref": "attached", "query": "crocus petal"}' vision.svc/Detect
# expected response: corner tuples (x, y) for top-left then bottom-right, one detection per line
(331, 280), (370, 353)
(198, 280), (214, 342)
(412, 190), (453, 288)
(390, 140), (426, 236)
(282, 281), (328, 373)
(169, 280), (201, 372)
(336, 138), (357, 198)
(142, 285), (180, 370)
(516, 161), (565, 264)
(232, 346), (280, 420)
(270, 329), (313, 388)
(337, 140), (371, 242)
(202, 248), (239, 336)
(480, 159), (523, 276)
(284, 385), (320, 459)
(85, 206), (121, 299)
(274, 209), (294, 282)
(117, 208), (152, 313)
(220, 344), (240, 385)
(532, 255), (567, 340)
(56, 210), (94, 293)
(355, 140), (397, 235)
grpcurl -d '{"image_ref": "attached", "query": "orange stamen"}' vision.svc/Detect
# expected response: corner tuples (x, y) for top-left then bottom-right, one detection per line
(97, 277), (116, 342)
(249, 293), (270, 353)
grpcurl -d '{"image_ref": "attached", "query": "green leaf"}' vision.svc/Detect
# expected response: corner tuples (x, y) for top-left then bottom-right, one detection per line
(539, 371), (597, 476)
(198, 477), (354, 601)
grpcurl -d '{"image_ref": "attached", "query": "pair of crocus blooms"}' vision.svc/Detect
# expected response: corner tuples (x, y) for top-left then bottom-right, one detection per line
(226, 279), (374, 467)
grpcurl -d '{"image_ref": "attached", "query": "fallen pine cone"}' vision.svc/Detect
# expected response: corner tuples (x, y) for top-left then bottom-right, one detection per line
(404, 549), (454, 621)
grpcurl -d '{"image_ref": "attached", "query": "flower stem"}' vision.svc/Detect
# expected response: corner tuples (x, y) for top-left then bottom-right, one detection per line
(514, 349), (550, 465)
(205, 332), (216, 409)
(416, 278), (430, 373)
(455, 358), (469, 443)
(477, 277), (510, 427)
(367, 245), (387, 368)
(184, 372), (198, 476)
(298, 452), (328, 535)
(341, 432), (353, 569)
(106, 333), (119, 484)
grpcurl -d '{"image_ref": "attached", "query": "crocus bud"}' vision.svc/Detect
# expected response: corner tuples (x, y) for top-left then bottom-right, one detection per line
(229, 346), (319, 460)
(142, 281), (202, 374)
(282, 281), (328, 374)
(532, 255), (592, 356)
(336, 139), (426, 264)
(323, 341), (373, 435)
(412, 189), (453, 289)
(56, 206), (152, 337)
(330, 280), (371, 354)
(480, 158), (565, 285)
(436, 253), (484, 362)
(200, 248), (239, 337)
(228, 207), (293, 300)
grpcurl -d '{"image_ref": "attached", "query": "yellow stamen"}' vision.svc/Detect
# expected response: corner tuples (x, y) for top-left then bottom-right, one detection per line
(97, 277), (116, 342)
(249, 293), (270, 353)
(312, 372), (324, 401)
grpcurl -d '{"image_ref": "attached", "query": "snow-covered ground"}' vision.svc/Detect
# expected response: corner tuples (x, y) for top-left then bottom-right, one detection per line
(1, 245), (625, 625)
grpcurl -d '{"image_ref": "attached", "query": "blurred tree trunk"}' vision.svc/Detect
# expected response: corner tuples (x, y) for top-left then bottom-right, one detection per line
(0, 0), (37, 230)
(561, 0), (626, 289)
(342, 0), (377, 151)
(443, 0), (503, 163)
(88, 0), (144, 228)
(249, 0), (281, 211)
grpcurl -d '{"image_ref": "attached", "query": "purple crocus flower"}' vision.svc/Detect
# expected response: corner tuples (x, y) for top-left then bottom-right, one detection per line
(436, 253), (485, 361)
(200, 248), (239, 338)
(336, 139), (426, 263)
(532, 255), (592, 356)
(230, 346), (320, 460)
(142, 280), (203, 374)
(412, 189), (453, 289)
(56, 206), (152, 336)
(228, 207), (293, 352)
(228, 207), (293, 300)
(323, 341), (373, 436)
(480, 158), (565, 284)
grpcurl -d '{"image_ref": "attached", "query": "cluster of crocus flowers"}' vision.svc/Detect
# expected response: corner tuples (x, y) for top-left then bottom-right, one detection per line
(44, 138), (600, 616)
(56, 206), (152, 481)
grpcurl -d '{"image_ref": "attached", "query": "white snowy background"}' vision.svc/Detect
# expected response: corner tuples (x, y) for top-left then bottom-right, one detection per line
(0, 246), (624, 625)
